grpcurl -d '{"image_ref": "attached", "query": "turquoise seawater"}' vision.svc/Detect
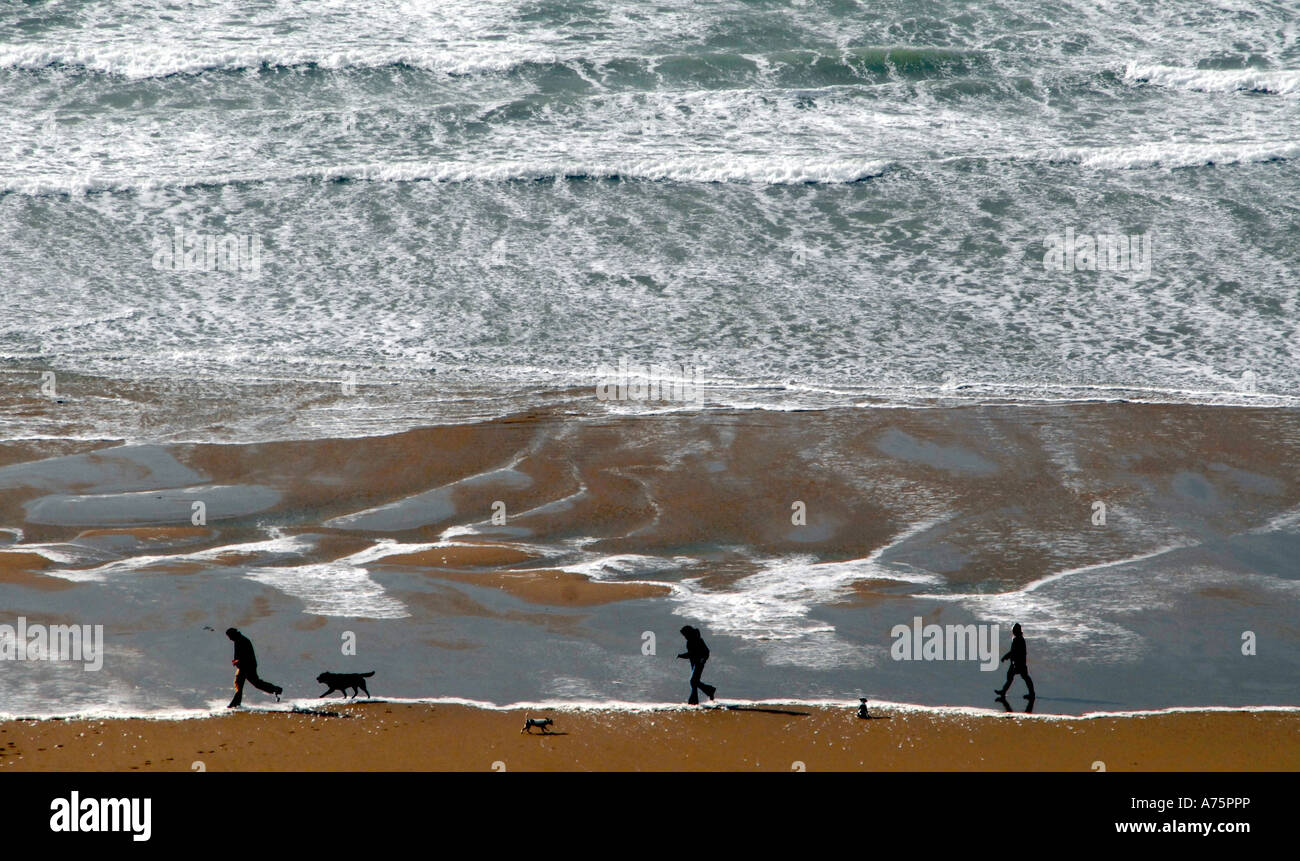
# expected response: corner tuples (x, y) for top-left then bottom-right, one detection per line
(2, 0), (1298, 440)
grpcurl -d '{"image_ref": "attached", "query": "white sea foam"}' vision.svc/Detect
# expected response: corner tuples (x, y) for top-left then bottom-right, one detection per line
(0, 45), (566, 80)
(1253, 504), (1300, 534)
(0, 42), (977, 82)
(561, 553), (701, 581)
(669, 518), (947, 667)
(244, 563), (409, 619)
(3, 157), (893, 196)
(3, 696), (1296, 723)
(44, 532), (316, 583)
(236, 538), (442, 618)
(0, 543), (84, 566)
(910, 545), (1284, 661)
(1039, 140), (1300, 170)
(932, 543), (1196, 601)
(324, 467), (532, 531)
(1125, 62), (1300, 95)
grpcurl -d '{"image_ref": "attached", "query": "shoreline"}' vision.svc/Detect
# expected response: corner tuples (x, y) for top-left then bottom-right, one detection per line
(3, 698), (1300, 723)
(3, 400), (1300, 720)
(1, 702), (1295, 772)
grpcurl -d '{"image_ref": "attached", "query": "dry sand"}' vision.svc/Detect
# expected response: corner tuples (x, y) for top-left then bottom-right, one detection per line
(1, 704), (1294, 772)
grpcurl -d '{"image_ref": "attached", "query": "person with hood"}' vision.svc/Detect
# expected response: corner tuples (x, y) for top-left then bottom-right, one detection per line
(995, 622), (1035, 700)
(225, 627), (283, 708)
(677, 625), (717, 705)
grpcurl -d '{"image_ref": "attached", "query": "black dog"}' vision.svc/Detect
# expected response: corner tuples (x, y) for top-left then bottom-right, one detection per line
(316, 671), (375, 699)
(521, 717), (554, 734)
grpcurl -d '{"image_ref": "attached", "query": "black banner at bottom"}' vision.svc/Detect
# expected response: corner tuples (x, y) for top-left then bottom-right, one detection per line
(7, 771), (1283, 848)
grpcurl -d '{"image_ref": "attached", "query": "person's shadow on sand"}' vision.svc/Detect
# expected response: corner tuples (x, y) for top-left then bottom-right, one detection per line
(994, 693), (1035, 714)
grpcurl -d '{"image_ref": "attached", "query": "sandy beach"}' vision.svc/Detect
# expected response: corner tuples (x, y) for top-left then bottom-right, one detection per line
(6, 0), (1300, 831)
(1, 704), (1295, 772)
(2, 401), (1300, 718)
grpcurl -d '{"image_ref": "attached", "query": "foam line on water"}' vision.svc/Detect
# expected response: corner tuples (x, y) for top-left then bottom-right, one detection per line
(45, 531), (316, 582)
(668, 517), (949, 648)
(238, 539), (446, 619)
(1036, 140), (1300, 170)
(0, 44), (983, 82)
(4, 157), (894, 196)
(3, 697), (1297, 723)
(925, 542), (1198, 602)
(1124, 62), (1300, 95)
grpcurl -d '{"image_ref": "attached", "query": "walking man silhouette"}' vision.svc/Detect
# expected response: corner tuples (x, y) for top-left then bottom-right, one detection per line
(225, 627), (283, 708)
(995, 622), (1035, 700)
(677, 625), (717, 705)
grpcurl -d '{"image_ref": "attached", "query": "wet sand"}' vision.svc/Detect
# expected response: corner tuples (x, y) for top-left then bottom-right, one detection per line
(0, 704), (1294, 771)
(0, 550), (76, 590)
(2, 401), (1299, 715)
(6, 402), (1300, 594)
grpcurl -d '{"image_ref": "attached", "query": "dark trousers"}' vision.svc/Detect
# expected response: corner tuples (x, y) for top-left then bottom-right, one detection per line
(228, 666), (282, 707)
(688, 659), (716, 705)
(998, 664), (1035, 698)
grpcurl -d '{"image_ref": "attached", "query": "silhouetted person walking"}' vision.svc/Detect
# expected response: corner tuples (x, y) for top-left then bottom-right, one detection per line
(677, 625), (717, 705)
(225, 627), (283, 708)
(995, 622), (1035, 700)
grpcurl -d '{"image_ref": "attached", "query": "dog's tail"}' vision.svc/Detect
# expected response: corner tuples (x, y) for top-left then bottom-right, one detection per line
(361, 671), (375, 677)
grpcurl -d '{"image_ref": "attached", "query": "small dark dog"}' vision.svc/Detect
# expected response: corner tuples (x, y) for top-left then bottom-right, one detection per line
(521, 717), (554, 734)
(316, 670), (375, 699)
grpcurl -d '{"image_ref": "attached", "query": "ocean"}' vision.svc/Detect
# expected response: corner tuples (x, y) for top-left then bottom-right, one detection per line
(1, 0), (1298, 718)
